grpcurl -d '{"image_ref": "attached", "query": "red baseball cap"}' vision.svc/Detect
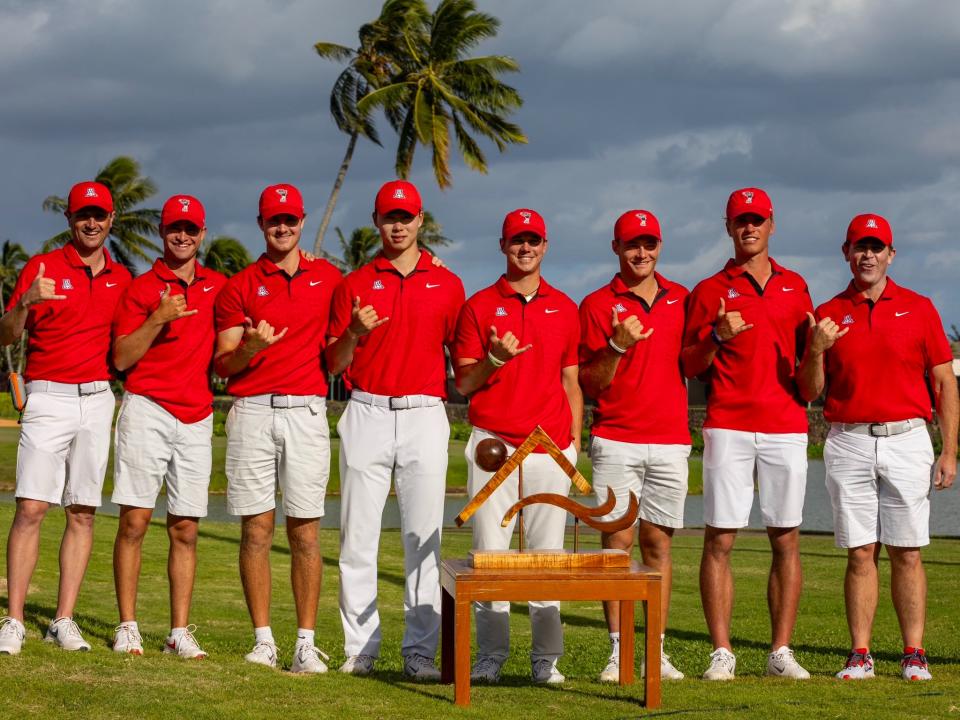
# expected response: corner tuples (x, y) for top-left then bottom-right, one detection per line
(375, 180), (422, 216)
(614, 209), (662, 243)
(726, 187), (773, 220)
(67, 181), (113, 214)
(259, 183), (305, 220)
(161, 195), (205, 229)
(846, 213), (893, 246)
(502, 208), (546, 242)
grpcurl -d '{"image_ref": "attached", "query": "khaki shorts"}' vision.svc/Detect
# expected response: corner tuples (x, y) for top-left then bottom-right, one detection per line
(16, 382), (115, 507)
(225, 396), (330, 518)
(112, 393), (213, 517)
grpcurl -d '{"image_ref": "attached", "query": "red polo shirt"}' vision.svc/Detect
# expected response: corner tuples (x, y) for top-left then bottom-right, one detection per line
(113, 259), (227, 423)
(580, 273), (690, 444)
(328, 250), (464, 398)
(453, 276), (579, 451)
(214, 254), (341, 397)
(816, 278), (953, 423)
(683, 258), (812, 433)
(7, 244), (131, 383)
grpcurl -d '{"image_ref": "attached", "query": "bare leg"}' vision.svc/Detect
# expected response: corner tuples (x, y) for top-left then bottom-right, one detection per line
(844, 543), (880, 649)
(638, 521), (675, 633)
(113, 507), (153, 622)
(239, 511), (275, 628)
(55, 505), (96, 619)
(700, 525), (737, 650)
(5, 499), (50, 621)
(767, 526), (802, 649)
(601, 525), (636, 633)
(167, 515), (199, 629)
(287, 517), (321, 630)
(887, 545), (925, 649)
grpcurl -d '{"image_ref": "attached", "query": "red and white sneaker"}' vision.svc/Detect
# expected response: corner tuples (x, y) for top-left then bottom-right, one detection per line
(113, 624), (143, 655)
(836, 648), (874, 680)
(163, 625), (208, 659)
(901, 647), (931, 681)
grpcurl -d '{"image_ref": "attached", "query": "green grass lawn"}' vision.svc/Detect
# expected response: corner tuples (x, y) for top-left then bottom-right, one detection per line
(0, 426), (704, 496)
(0, 503), (958, 718)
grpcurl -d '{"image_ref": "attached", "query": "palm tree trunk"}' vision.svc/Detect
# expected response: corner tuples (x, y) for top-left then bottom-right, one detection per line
(314, 129), (359, 255)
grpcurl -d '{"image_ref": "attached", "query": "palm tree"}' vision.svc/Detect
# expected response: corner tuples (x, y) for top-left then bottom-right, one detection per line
(201, 236), (252, 278)
(313, 0), (429, 254)
(358, 0), (527, 189)
(0, 239), (29, 373)
(42, 156), (161, 274)
(323, 210), (451, 272)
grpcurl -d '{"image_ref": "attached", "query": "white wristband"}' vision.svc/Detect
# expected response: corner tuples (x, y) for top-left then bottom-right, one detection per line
(487, 351), (507, 367)
(608, 337), (628, 355)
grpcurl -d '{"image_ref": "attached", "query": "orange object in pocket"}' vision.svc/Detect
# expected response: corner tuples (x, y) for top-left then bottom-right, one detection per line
(8, 372), (26, 413)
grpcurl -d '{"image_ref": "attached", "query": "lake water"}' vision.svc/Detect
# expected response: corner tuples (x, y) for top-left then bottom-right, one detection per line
(3, 460), (959, 536)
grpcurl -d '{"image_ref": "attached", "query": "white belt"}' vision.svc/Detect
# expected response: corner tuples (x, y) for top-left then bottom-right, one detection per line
(243, 394), (318, 408)
(26, 380), (110, 396)
(350, 391), (442, 410)
(835, 418), (926, 437)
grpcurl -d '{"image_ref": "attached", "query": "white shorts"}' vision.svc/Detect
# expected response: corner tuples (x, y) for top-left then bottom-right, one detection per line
(824, 424), (933, 548)
(590, 436), (690, 529)
(112, 393), (212, 517)
(15, 382), (115, 507)
(702, 428), (807, 529)
(225, 396), (330, 518)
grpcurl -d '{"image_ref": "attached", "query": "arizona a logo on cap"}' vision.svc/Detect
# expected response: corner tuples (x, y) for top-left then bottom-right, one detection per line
(84, 186), (98, 198)
(866, 218), (877, 229)
(636, 213), (647, 226)
(180, 198), (191, 212)
(393, 187), (406, 199)
(520, 211), (532, 224)
(276, 188), (288, 203)
(742, 191), (754, 204)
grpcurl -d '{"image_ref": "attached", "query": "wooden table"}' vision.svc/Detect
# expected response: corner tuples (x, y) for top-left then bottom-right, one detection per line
(439, 558), (662, 708)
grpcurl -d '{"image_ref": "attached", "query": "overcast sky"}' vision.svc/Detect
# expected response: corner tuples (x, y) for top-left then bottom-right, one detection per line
(1, 0), (959, 331)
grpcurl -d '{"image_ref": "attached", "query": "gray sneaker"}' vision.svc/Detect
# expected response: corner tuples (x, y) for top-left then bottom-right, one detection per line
(45, 618), (91, 652)
(339, 654), (375, 676)
(403, 653), (441, 681)
(0, 617), (25, 656)
(532, 657), (565, 684)
(470, 655), (504, 683)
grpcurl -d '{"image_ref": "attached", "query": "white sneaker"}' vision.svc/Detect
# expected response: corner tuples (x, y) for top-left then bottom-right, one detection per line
(901, 647), (932, 681)
(112, 624), (143, 655)
(339, 654), (375, 676)
(767, 645), (809, 679)
(702, 647), (736, 681)
(45, 617), (91, 652)
(291, 643), (329, 674)
(532, 657), (565, 684)
(0, 617), (25, 655)
(599, 650), (620, 683)
(164, 625), (208, 659)
(641, 652), (686, 681)
(403, 653), (441, 681)
(244, 640), (278, 668)
(836, 648), (875, 680)
(470, 655), (504, 683)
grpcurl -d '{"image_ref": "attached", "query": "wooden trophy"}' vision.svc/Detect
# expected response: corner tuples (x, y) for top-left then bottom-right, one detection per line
(455, 426), (639, 570)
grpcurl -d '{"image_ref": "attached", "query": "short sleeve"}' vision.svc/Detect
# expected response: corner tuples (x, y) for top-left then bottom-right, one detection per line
(452, 302), (484, 362)
(214, 279), (246, 332)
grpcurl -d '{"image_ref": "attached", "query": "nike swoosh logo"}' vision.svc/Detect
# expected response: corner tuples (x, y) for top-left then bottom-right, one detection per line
(426, 283), (440, 289)
(781, 287), (795, 292)
(310, 280), (323, 287)
(545, 309), (559, 314)
(895, 311), (910, 317)
(105, 282), (118, 288)
(666, 299), (679, 305)
(203, 286), (214, 292)
(166, 641), (177, 649)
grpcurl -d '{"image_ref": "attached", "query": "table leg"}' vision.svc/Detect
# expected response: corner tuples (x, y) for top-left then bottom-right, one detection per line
(644, 583), (662, 708)
(619, 599), (635, 685)
(454, 597), (472, 706)
(441, 587), (453, 683)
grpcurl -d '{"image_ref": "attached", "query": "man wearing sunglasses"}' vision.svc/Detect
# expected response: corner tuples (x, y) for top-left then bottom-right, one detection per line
(453, 208), (582, 685)
(797, 213), (957, 681)
(108, 195), (227, 659)
(0, 182), (131, 655)
(682, 187), (813, 681)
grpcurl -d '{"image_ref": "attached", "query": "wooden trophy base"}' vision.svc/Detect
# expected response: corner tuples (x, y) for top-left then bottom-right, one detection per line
(469, 549), (630, 569)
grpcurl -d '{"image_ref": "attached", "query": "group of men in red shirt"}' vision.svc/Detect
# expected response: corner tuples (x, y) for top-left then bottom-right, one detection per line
(0, 179), (955, 688)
